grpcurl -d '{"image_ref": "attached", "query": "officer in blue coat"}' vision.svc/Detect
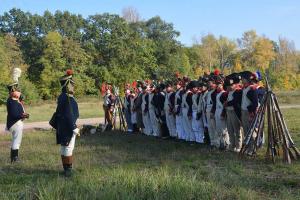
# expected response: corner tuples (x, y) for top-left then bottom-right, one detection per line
(6, 82), (29, 163)
(55, 70), (79, 177)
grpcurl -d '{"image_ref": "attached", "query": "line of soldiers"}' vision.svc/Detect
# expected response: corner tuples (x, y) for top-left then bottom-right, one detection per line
(116, 70), (264, 153)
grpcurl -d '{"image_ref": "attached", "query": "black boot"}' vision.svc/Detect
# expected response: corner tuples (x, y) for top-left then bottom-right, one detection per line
(64, 164), (73, 177)
(10, 149), (20, 163)
(204, 128), (210, 146)
(62, 156), (73, 177)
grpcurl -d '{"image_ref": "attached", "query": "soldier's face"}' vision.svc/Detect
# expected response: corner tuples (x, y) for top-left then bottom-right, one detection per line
(208, 81), (216, 89)
(217, 83), (223, 90)
(242, 78), (248, 85)
(192, 87), (198, 93)
(228, 84), (235, 91)
(67, 83), (75, 94)
(166, 86), (172, 92)
(11, 91), (21, 99)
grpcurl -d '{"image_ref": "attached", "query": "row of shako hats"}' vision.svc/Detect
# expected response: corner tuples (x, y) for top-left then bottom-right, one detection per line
(175, 69), (262, 90)
(124, 69), (262, 92)
(60, 69), (262, 93)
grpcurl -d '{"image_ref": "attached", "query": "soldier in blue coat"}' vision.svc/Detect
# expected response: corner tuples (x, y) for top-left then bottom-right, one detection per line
(55, 70), (79, 177)
(6, 83), (29, 163)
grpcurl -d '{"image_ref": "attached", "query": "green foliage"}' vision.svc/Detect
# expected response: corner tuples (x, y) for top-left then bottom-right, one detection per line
(19, 77), (40, 104)
(1, 9), (300, 103)
(38, 32), (65, 99)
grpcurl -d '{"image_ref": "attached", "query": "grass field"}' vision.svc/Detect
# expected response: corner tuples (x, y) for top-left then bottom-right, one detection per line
(0, 108), (299, 199)
(275, 90), (300, 105)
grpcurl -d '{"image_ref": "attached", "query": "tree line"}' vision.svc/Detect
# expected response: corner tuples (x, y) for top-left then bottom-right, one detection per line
(0, 8), (299, 103)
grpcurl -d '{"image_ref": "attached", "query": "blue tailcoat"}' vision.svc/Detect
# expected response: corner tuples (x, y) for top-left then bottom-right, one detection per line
(56, 93), (79, 145)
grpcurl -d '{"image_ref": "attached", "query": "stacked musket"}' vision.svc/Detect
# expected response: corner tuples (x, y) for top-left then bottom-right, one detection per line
(240, 77), (300, 164)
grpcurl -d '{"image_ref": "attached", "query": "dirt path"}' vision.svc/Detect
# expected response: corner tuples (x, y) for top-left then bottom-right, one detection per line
(279, 104), (300, 109)
(0, 117), (104, 134)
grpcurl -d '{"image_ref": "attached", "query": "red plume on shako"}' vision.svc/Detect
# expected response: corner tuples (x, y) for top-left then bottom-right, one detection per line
(214, 69), (220, 76)
(101, 83), (107, 96)
(66, 69), (74, 76)
(132, 81), (137, 89)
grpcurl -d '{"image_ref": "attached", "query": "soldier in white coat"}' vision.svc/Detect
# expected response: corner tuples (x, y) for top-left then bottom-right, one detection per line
(148, 84), (160, 137)
(189, 81), (202, 143)
(224, 73), (243, 152)
(213, 76), (230, 150)
(205, 75), (218, 148)
(181, 83), (192, 142)
(175, 80), (185, 140)
(164, 82), (177, 138)
(141, 85), (152, 136)
(200, 79), (209, 145)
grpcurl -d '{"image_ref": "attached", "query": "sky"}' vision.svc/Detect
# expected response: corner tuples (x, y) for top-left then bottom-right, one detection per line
(1, 0), (299, 49)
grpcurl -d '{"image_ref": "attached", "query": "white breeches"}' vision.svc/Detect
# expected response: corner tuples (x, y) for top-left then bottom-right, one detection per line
(149, 109), (160, 137)
(176, 115), (184, 139)
(206, 111), (217, 147)
(10, 120), (24, 150)
(192, 111), (204, 143)
(165, 111), (176, 137)
(182, 108), (192, 141)
(215, 110), (230, 148)
(60, 134), (76, 156)
(142, 111), (152, 135)
(131, 111), (137, 124)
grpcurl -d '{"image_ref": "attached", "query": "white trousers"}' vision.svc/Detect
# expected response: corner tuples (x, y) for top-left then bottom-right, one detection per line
(202, 111), (208, 128)
(149, 109), (160, 137)
(192, 111), (204, 143)
(176, 115), (184, 139)
(10, 120), (24, 150)
(165, 111), (176, 137)
(215, 110), (230, 148)
(131, 111), (137, 124)
(142, 111), (152, 135)
(226, 109), (242, 150)
(60, 134), (76, 156)
(182, 108), (192, 141)
(206, 111), (218, 147)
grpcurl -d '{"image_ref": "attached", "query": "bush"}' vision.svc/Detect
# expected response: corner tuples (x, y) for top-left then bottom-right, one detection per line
(19, 78), (40, 104)
(0, 83), (8, 105)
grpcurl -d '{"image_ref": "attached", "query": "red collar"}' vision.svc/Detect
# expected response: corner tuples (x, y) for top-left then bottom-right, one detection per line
(216, 88), (224, 93)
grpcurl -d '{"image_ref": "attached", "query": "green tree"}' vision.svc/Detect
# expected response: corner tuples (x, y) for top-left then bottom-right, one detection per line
(143, 16), (182, 78)
(84, 14), (157, 86)
(216, 36), (237, 71)
(38, 32), (65, 99)
(62, 37), (96, 95)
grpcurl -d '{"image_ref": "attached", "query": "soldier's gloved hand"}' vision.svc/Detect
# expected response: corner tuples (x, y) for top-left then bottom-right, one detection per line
(73, 128), (80, 136)
(249, 112), (255, 121)
(196, 112), (202, 120)
(22, 113), (30, 119)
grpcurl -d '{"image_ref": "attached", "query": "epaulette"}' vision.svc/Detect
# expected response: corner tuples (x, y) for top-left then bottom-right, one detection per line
(250, 84), (258, 90)
(223, 91), (229, 96)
